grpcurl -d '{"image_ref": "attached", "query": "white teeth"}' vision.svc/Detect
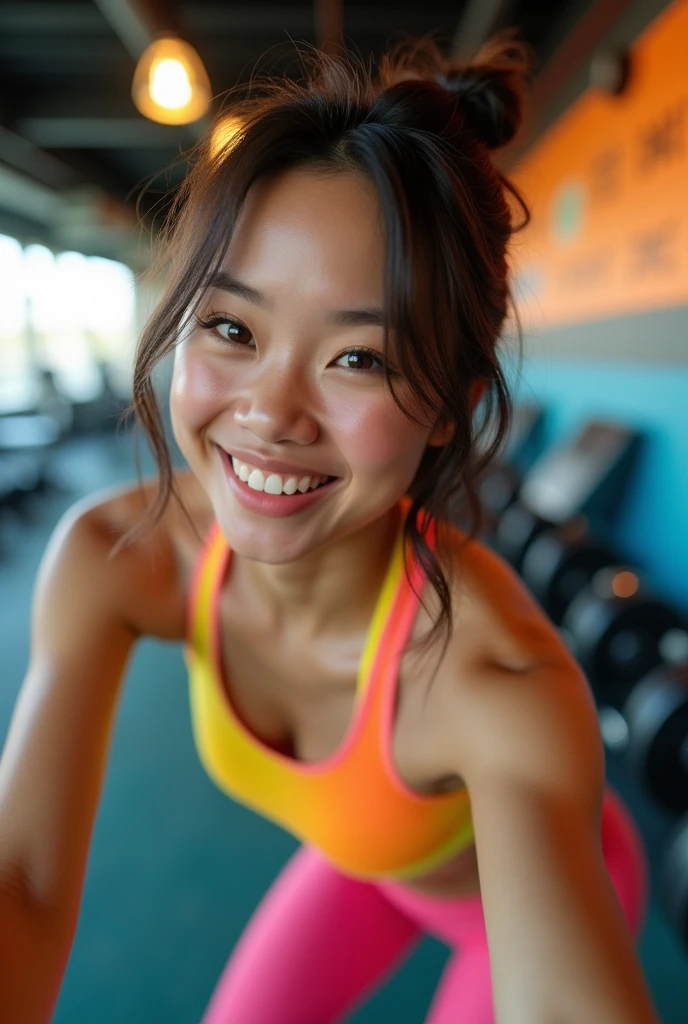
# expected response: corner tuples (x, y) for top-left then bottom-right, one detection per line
(264, 473), (283, 495)
(229, 453), (329, 496)
(247, 469), (265, 491)
(231, 456), (250, 482)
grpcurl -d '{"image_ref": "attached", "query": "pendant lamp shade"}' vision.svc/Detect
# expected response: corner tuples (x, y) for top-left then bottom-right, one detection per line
(132, 37), (211, 125)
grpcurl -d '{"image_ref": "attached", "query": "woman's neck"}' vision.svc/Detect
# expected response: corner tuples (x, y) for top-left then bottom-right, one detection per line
(233, 503), (402, 640)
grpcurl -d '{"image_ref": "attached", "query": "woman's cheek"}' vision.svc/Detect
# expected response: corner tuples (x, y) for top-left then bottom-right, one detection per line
(329, 392), (427, 480)
(170, 345), (233, 437)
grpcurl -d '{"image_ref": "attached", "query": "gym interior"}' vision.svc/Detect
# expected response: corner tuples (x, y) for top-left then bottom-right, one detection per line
(1, 0), (687, 1021)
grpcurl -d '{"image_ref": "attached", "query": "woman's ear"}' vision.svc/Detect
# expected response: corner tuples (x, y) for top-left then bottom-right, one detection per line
(427, 419), (454, 447)
(427, 379), (489, 448)
(469, 378), (489, 410)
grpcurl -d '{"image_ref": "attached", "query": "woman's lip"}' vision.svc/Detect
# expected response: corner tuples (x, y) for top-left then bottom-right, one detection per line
(217, 444), (337, 480)
(219, 447), (338, 517)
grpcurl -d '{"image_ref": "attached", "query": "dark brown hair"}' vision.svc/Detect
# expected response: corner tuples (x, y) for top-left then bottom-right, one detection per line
(120, 33), (531, 664)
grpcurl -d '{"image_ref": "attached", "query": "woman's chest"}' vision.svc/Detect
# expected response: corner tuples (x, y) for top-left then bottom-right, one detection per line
(213, 584), (465, 796)
(169, 478), (554, 796)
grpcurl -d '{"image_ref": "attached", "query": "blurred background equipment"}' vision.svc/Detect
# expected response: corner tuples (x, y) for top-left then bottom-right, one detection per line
(476, 401), (546, 535)
(624, 662), (688, 816)
(520, 517), (619, 626)
(661, 813), (688, 951)
(490, 419), (640, 573)
(561, 566), (688, 709)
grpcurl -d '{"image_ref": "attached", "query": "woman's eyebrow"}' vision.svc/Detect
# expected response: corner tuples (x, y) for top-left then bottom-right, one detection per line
(205, 271), (385, 327)
(326, 307), (386, 328)
(205, 271), (269, 307)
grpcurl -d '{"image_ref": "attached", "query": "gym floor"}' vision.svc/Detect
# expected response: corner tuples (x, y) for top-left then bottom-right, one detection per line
(1, 431), (686, 1023)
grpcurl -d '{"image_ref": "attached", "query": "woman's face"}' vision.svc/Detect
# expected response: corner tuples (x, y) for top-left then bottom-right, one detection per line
(170, 167), (446, 564)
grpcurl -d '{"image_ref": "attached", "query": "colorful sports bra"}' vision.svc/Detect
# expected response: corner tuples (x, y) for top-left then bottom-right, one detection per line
(184, 498), (474, 881)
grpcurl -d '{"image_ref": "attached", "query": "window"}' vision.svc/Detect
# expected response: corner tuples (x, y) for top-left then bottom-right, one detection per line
(0, 235), (138, 413)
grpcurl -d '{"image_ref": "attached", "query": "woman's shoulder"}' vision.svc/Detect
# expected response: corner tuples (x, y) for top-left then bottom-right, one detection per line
(73, 467), (214, 641)
(429, 521), (591, 779)
(438, 519), (574, 675)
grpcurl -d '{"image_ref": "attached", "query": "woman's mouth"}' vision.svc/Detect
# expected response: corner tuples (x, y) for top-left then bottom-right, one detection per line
(228, 452), (336, 496)
(217, 446), (339, 517)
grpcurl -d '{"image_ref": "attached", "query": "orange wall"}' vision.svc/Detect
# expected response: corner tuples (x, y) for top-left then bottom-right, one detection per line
(511, 0), (688, 330)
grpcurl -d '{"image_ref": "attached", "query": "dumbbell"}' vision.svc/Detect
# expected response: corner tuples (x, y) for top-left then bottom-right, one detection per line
(623, 662), (688, 815)
(490, 502), (556, 573)
(476, 403), (546, 539)
(477, 462), (522, 538)
(491, 418), (642, 574)
(560, 565), (688, 709)
(520, 515), (618, 625)
(660, 812), (688, 950)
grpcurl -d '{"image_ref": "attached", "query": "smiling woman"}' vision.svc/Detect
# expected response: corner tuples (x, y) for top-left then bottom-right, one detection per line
(0, 31), (660, 1024)
(122, 38), (528, 654)
(169, 166), (452, 566)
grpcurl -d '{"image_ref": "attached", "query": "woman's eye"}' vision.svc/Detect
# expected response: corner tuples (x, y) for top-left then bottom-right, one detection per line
(195, 316), (387, 372)
(216, 320), (252, 344)
(335, 348), (386, 372)
(197, 314), (253, 346)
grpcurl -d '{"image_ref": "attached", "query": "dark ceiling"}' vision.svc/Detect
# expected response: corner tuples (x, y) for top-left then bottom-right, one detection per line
(0, 0), (661, 260)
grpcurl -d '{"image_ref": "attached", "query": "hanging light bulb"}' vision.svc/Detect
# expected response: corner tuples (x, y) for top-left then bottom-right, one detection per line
(132, 37), (211, 125)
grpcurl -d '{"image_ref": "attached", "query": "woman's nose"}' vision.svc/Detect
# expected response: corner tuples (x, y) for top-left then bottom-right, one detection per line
(232, 370), (319, 446)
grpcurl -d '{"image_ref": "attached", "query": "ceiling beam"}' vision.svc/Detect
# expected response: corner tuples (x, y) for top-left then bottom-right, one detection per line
(16, 117), (186, 149)
(502, 0), (650, 167)
(91, 0), (182, 61)
(0, 3), (444, 37)
(0, 162), (143, 262)
(0, 4), (106, 34)
(10, 91), (144, 120)
(527, 0), (635, 120)
(0, 162), (67, 224)
(0, 124), (79, 187)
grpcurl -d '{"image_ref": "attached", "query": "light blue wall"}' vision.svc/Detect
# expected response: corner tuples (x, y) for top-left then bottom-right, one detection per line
(513, 357), (688, 615)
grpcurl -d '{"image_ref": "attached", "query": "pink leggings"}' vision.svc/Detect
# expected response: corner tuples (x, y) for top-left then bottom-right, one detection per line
(200, 787), (648, 1023)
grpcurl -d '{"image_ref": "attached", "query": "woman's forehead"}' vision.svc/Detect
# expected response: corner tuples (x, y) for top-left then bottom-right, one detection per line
(220, 168), (386, 303)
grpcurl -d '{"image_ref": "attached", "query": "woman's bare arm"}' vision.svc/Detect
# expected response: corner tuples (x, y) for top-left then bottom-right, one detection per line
(455, 657), (659, 1024)
(0, 492), (171, 1023)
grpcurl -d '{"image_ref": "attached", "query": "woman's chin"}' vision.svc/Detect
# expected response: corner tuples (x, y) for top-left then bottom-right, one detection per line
(216, 517), (314, 565)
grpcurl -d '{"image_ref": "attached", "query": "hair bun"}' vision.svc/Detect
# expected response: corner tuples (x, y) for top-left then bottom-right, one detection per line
(437, 35), (531, 150)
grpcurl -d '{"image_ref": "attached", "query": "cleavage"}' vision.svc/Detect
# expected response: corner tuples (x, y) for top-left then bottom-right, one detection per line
(217, 595), (367, 762)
